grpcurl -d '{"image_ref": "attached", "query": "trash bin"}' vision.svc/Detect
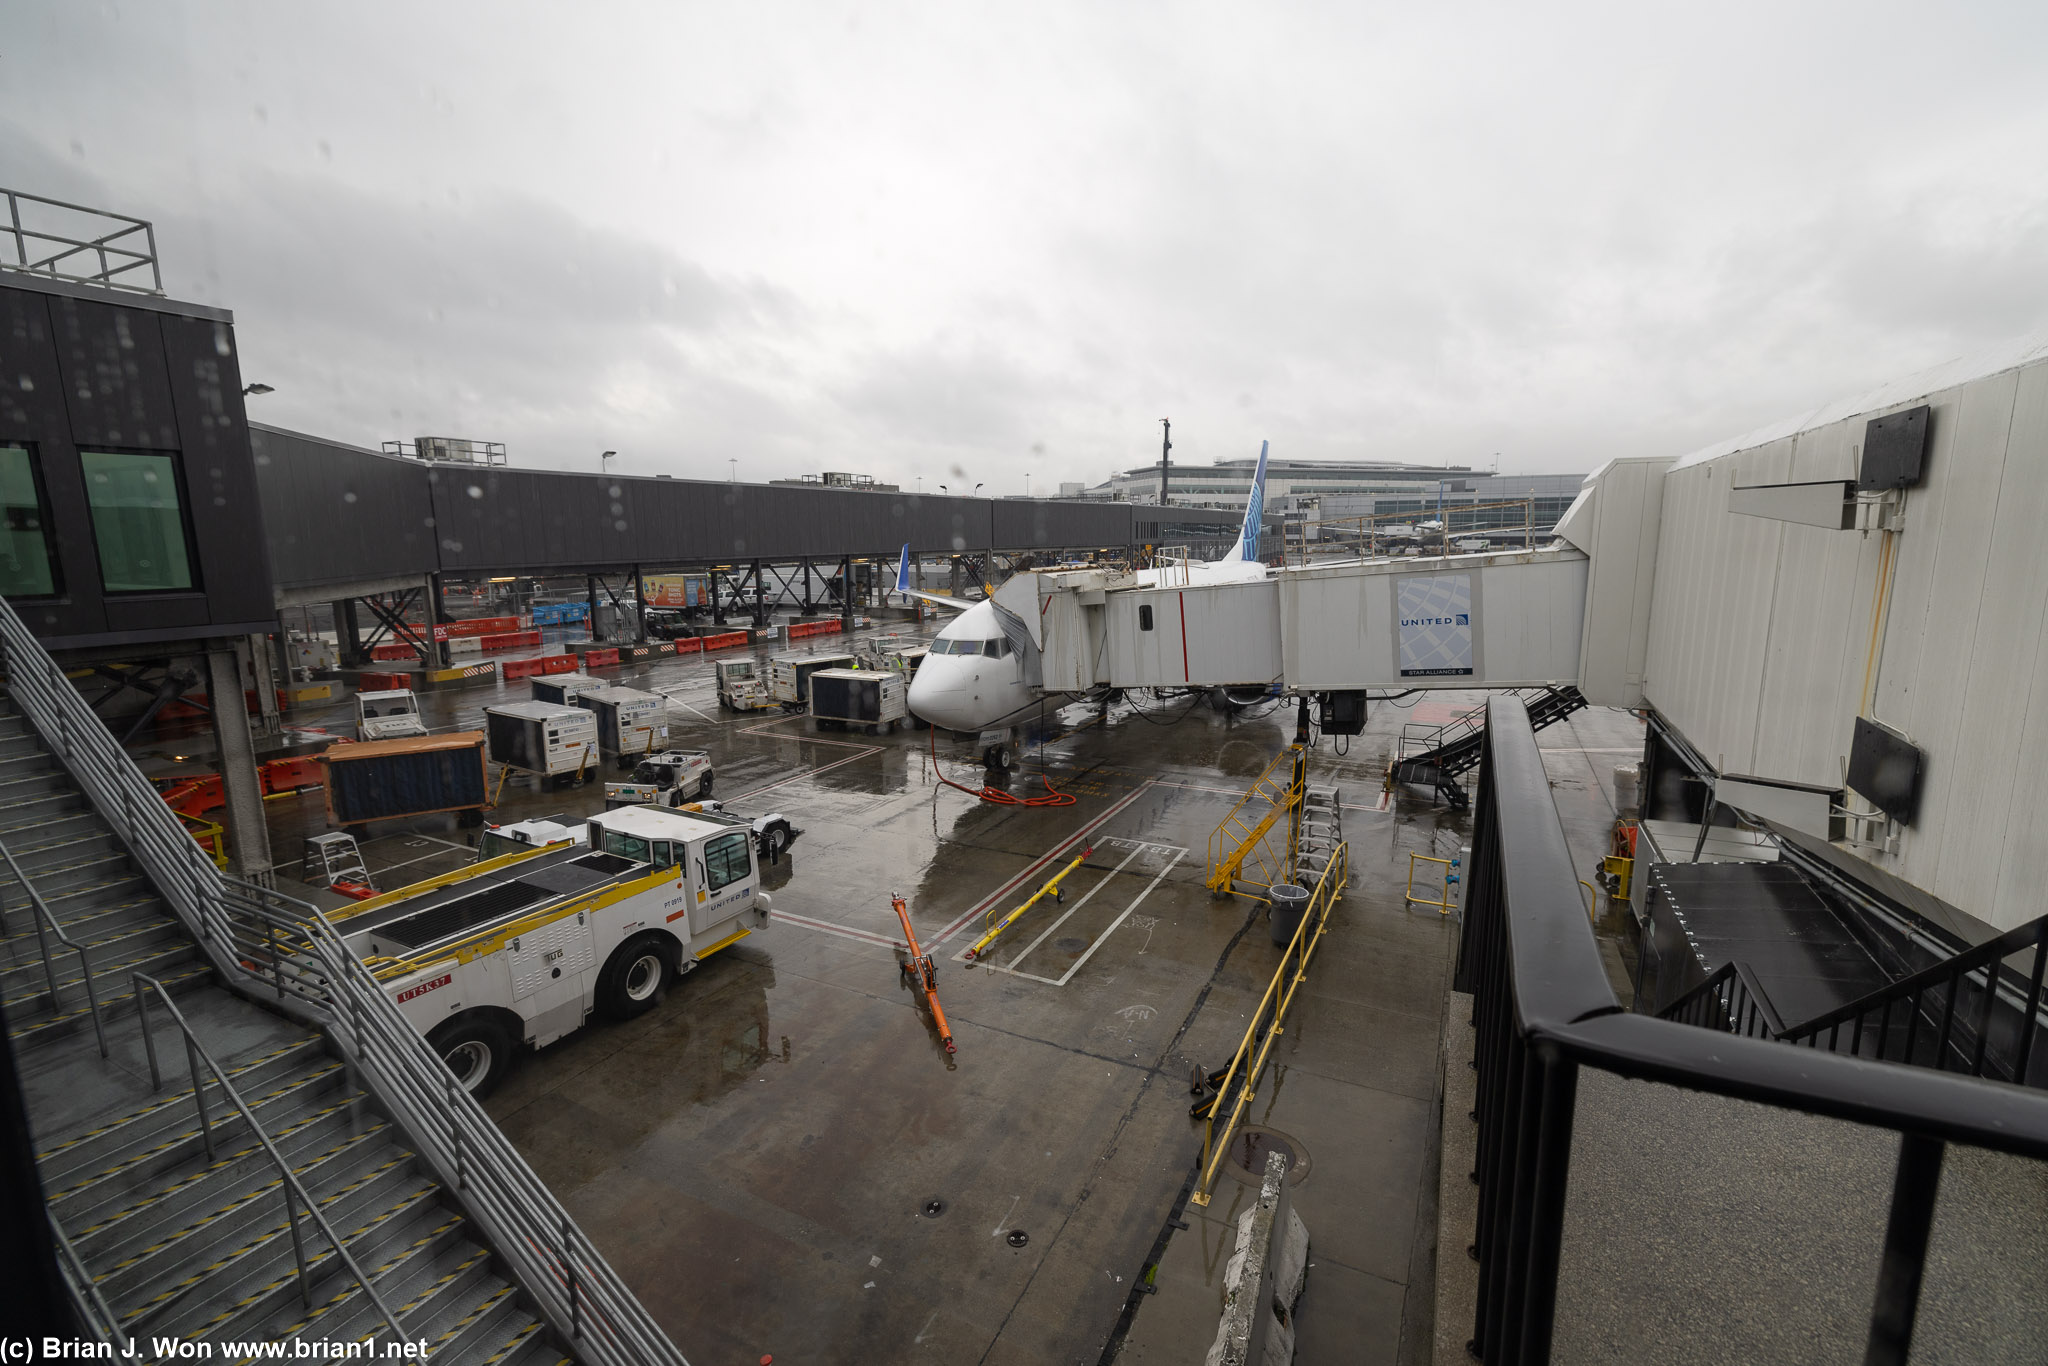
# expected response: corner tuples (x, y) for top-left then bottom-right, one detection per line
(1269, 883), (1311, 947)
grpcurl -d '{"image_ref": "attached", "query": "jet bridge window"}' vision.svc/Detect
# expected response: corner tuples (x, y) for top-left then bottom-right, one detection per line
(703, 831), (752, 891)
(1139, 605), (1154, 631)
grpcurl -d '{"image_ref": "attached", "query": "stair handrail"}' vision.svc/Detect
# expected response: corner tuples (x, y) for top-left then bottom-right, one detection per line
(49, 1206), (124, 1342)
(0, 834), (110, 1058)
(211, 879), (680, 1366)
(1655, 960), (1788, 1040)
(0, 595), (689, 1366)
(1773, 913), (2048, 1082)
(129, 972), (417, 1353)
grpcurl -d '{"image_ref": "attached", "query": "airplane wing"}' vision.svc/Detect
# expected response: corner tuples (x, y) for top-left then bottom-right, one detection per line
(894, 545), (980, 612)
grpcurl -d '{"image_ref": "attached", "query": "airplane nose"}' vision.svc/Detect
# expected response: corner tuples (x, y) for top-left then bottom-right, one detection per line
(908, 663), (971, 729)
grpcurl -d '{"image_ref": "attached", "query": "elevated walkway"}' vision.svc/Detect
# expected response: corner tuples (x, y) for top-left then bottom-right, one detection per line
(0, 597), (683, 1365)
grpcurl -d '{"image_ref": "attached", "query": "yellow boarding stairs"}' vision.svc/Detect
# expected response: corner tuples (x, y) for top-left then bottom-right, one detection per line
(1205, 746), (1344, 899)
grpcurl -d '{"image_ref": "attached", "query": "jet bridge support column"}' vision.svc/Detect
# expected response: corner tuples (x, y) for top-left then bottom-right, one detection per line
(586, 575), (602, 643)
(205, 644), (273, 885)
(427, 574), (451, 666)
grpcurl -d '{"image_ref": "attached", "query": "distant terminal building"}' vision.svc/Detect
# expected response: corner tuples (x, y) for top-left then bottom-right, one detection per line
(1088, 455), (1585, 539)
(769, 471), (901, 493)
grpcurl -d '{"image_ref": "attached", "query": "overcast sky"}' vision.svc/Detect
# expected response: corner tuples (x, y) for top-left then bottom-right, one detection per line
(7, 3), (2047, 490)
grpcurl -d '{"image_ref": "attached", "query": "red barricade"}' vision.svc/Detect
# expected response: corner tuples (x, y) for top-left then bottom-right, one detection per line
(582, 648), (620, 668)
(540, 655), (578, 675)
(672, 637), (703, 655)
(787, 619), (846, 640)
(444, 615), (519, 638)
(359, 672), (411, 690)
(368, 643), (418, 661)
(502, 658), (546, 681)
(480, 630), (542, 652)
(700, 631), (749, 652)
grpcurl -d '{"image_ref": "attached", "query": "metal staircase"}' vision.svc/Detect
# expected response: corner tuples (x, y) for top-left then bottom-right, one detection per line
(1662, 907), (2048, 1089)
(0, 594), (687, 1366)
(1205, 744), (1306, 898)
(1390, 685), (1588, 811)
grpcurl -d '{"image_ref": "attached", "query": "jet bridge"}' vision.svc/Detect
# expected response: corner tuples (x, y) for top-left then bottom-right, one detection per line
(1005, 545), (1594, 693)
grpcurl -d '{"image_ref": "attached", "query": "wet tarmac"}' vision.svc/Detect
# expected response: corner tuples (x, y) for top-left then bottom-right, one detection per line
(125, 632), (1648, 1364)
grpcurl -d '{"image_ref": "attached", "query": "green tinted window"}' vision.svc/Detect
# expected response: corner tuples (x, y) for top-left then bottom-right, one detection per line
(703, 831), (751, 891)
(0, 447), (58, 596)
(81, 450), (195, 592)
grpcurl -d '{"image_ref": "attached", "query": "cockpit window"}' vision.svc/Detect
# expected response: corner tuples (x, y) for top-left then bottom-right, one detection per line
(930, 638), (981, 656)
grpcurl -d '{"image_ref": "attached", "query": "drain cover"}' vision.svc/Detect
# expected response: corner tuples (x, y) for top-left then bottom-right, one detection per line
(923, 1199), (946, 1219)
(1006, 1229), (1030, 1248)
(1223, 1126), (1311, 1186)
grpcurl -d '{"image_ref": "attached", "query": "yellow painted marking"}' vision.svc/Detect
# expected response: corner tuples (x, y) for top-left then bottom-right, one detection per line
(398, 1249), (489, 1316)
(180, 1185), (437, 1342)
(115, 1157), (411, 1318)
(482, 1321), (543, 1366)
(696, 927), (752, 960)
(54, 1063), (346, 1200)
(36, 1038), (315, 1162)
(368, 864), (678, 982)
(435, 1285), (513, 1344)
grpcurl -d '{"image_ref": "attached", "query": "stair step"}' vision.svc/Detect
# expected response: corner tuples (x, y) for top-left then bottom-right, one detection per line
(98, 1136), (418, 1314)
(46, 1054), (346, 1204)
(0, 934), (198, 1013)
(0, 768), (73, 801)
(33, 1036), (323, 1187)
(6, 830), (126, 875)
(140, 1169), (437, 1345)
(0, 732), (52, 759)
(10, 959), (211, 1046)
(219, 1207), (471, 1360)
(0, 893), (172, 957)
(476, 1316), (551, 1366)
(157, 1201), (455, 1356)
(65, 1097), (377, 1259)
(0, 786), (87, 823)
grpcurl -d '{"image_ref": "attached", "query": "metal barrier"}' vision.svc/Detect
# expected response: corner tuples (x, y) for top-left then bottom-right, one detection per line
(0, 595), (688, 1366)
(1, 187), (163, 295)
(1455, 696), (2048, 1365)
(1190, 842), (1348, 1207)
(0, 837), (110, 1058)
(1403, 851), (1456, 913)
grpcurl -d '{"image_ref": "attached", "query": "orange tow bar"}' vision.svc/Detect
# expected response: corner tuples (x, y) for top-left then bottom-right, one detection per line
(892, 894), (955, 1054)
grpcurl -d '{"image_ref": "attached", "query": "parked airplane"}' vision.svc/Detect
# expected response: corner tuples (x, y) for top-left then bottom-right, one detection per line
(900, 441), (1275, 768)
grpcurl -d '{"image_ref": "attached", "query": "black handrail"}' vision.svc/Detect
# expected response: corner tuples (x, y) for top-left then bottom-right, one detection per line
(1656, 959), (1788, 1039)
(1777, 912), (2048, 1082)
(1456, 696), (2048, 1365)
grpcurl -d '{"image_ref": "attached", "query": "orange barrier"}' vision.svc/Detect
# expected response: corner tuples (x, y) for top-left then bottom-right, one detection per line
(672, 637), (703, 655)
(368, 642), (418, 661)
(359, 671), (411, 690)
(582, 647), (620, 668)
(540, 654), (578, 675)
(502, 657), (546, 681)
(445, 615), (519, 637)
(788, 619), (845, 640)
(700, 631), (749, 652)
(481, 630), (542, 651)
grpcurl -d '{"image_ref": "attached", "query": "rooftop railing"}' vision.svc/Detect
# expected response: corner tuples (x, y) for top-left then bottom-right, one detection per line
(1, 189), (163, 296)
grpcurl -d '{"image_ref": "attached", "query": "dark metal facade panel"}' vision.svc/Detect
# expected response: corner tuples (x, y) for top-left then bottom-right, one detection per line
(418, 470), (1138, 575)
(0, 281), (276, 650)
(250, 425), (438, 591)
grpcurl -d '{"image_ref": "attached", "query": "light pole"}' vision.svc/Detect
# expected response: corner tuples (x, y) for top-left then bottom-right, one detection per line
(241, 383), (273, 397)
(1024, 473), (1031, 498)
(601, 449), (616, 474)
(729, 458), (737, 483)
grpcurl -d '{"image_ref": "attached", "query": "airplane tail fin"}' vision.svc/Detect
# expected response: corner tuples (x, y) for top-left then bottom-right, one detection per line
(1238, 440), (1269, 561)
(895, 544), (912, 595)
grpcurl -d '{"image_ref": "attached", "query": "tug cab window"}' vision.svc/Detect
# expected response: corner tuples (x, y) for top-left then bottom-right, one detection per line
(703, 831), (752, 891)
(602, 829), (653, 863)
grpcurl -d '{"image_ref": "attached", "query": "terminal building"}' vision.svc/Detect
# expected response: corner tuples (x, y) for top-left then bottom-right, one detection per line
(1089, 454), (1586, 539)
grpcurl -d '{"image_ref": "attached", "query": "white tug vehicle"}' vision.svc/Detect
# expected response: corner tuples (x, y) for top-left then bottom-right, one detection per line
(338, 803), (770, 1096)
